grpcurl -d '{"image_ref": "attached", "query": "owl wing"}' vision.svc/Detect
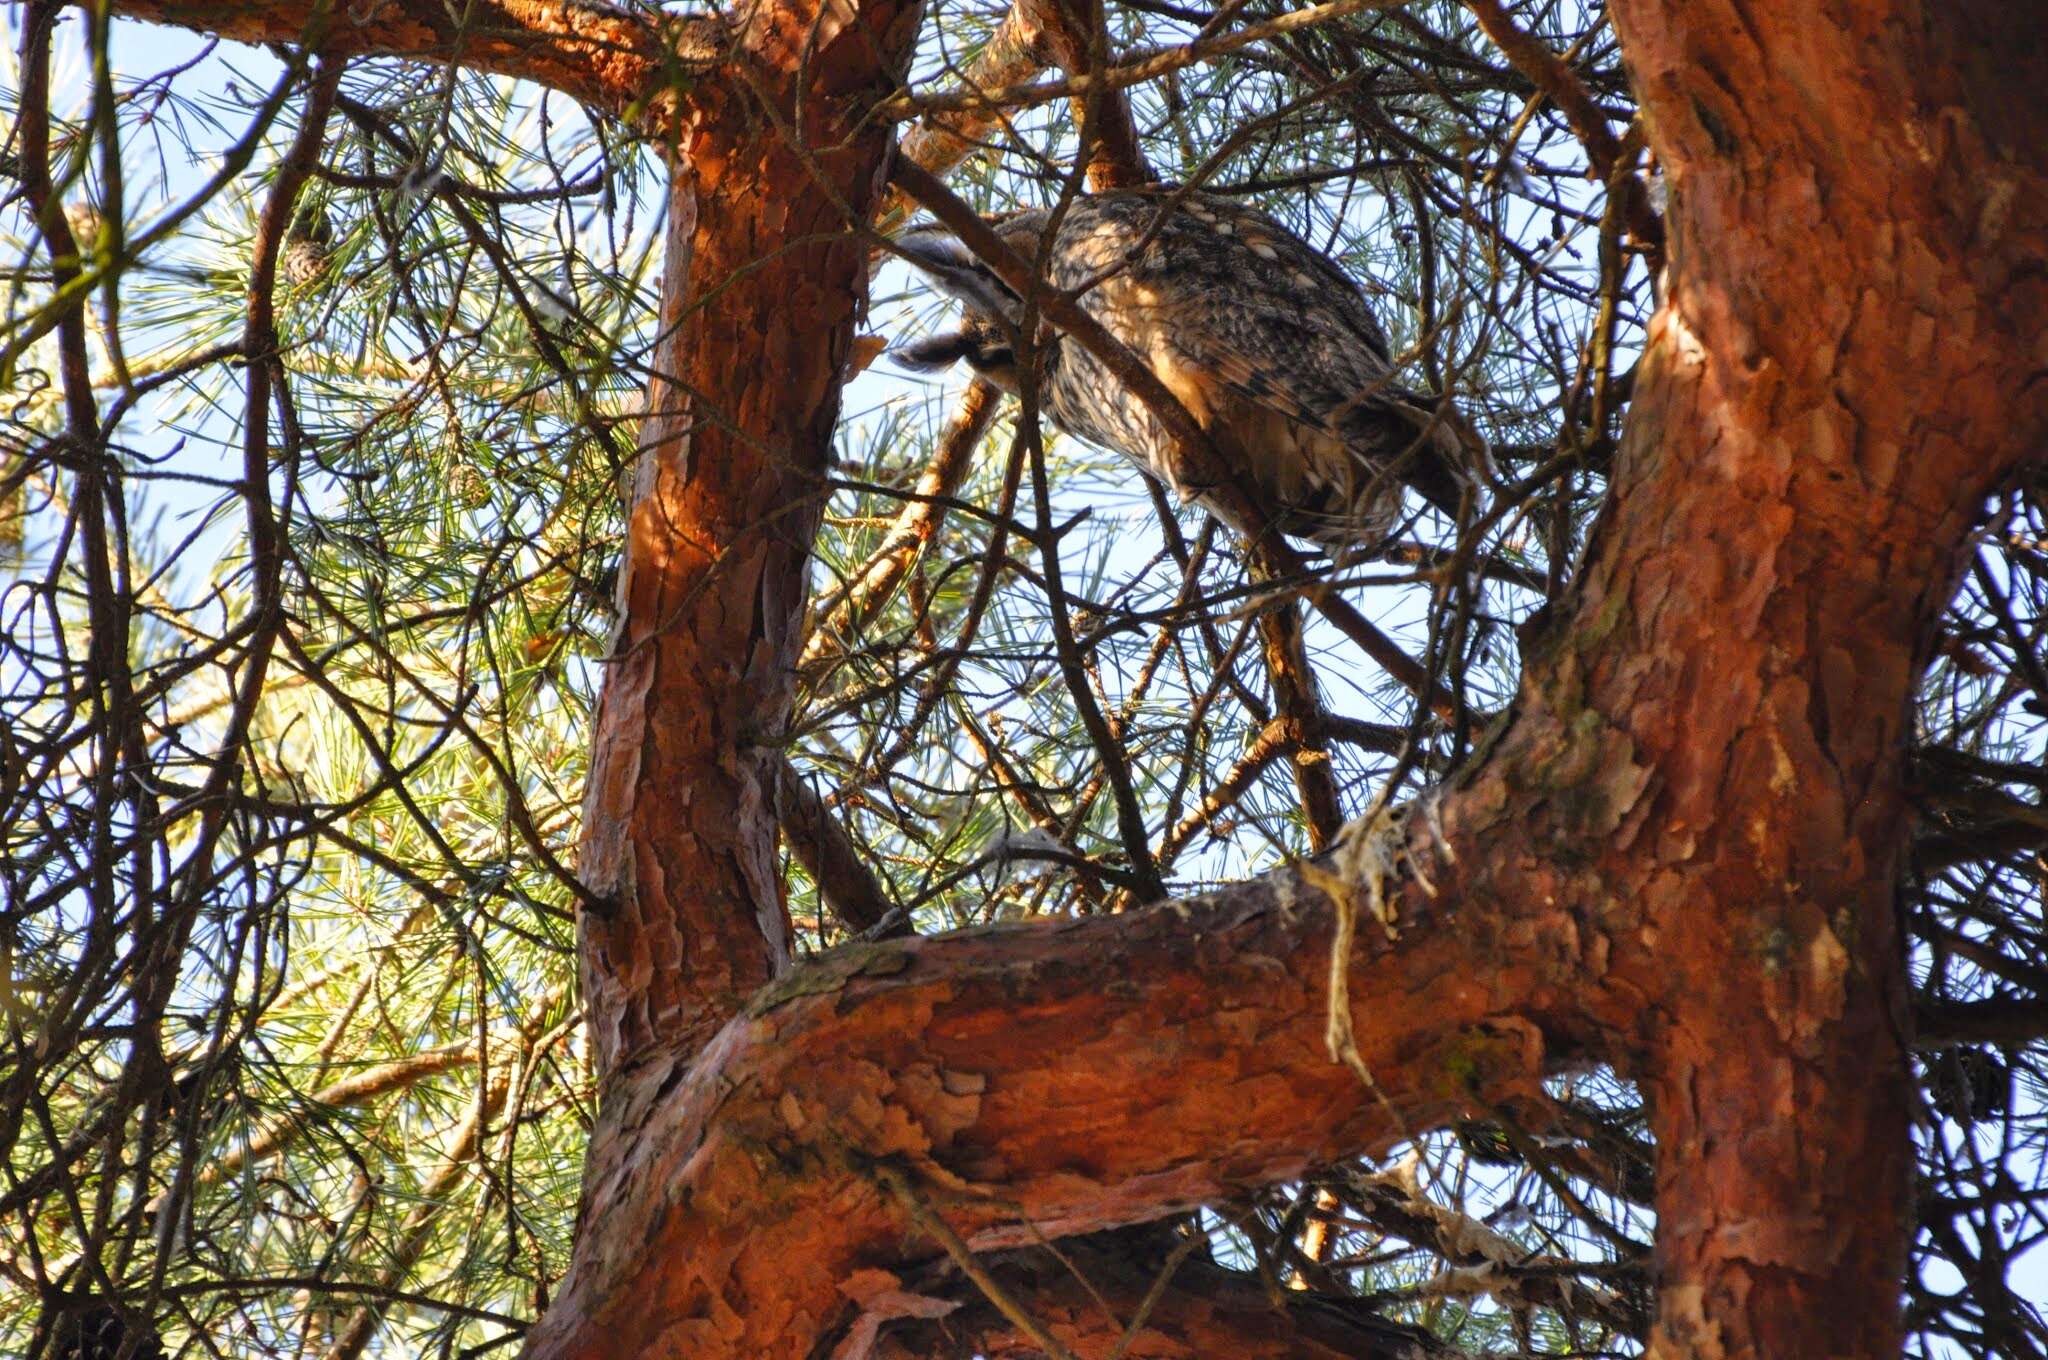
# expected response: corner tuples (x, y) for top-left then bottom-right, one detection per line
(1065, 196), (1436, 433)
(1048, 193), (1457, 530)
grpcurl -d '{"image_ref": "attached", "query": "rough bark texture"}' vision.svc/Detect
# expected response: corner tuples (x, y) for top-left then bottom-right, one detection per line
(90, 0), (2048, 1357)
(525, 860), (1556, 1358)
(541, 0), (2048, 1351)
(1583, 4), (2048, 1353)
(92, 0), (709, 113)
(572, 0), (924, 1072)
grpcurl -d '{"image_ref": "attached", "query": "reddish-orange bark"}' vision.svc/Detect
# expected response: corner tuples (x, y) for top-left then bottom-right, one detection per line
(1579, 4), (2048, 1353)
(525, 861), (1556, 1357)
(1016, 0), (1152, 191)
(98, 0), (699, 115)
(537, 0), (2048, 1350)
(572, 0), (925, 1071)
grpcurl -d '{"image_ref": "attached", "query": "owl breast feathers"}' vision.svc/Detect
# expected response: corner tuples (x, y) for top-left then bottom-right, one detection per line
(892, 189), (1490, 553)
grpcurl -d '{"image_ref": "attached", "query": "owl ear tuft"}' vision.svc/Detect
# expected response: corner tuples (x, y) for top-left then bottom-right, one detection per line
(890, 329), (1021, 393)
(888, 331), (981, 372)
(896, 226), (1019, 319)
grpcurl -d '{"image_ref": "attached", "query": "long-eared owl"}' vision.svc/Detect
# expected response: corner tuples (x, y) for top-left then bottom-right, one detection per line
(892, 189), (1490, 553)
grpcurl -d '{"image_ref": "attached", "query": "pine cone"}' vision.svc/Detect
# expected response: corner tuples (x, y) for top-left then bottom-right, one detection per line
(281, 237), (331, 286)
(282, 206), (335, 286)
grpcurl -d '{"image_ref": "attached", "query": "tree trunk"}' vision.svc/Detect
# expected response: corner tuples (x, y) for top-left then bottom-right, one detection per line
(573, 0), (923, 1073)
(1590, 3), (2048, 1351)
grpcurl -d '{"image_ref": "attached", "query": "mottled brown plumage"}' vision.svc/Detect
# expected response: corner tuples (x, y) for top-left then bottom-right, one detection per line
(894, 189), (1490, 552)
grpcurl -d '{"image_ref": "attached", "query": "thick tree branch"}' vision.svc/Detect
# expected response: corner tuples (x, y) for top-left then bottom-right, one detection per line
(573, 0), (925, 1072)
(1562, 3), (2048, 1354)
(525, 835), (1565, 1359)
(539, 18), (2046, 1333)
(93, 0), (717, 118)
(95, 3), (2048, 1358)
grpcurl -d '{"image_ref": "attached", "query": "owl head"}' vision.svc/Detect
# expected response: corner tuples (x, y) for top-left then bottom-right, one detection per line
(888, 216), (1052, 393)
